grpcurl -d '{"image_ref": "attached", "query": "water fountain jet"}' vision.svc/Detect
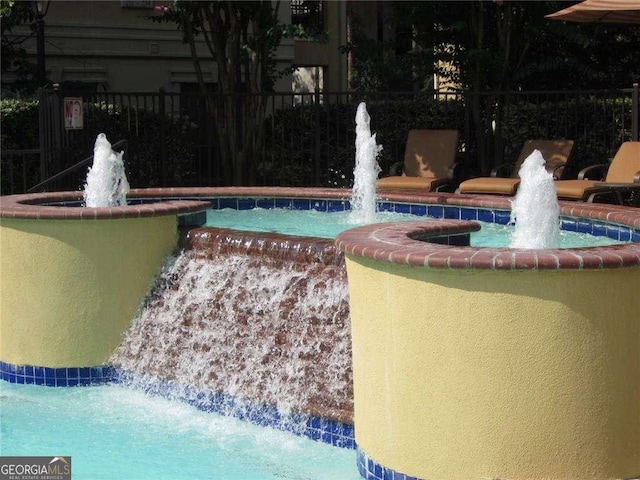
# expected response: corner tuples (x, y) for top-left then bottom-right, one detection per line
(349, 103), (381, 224)
(83, 133), (130, 207)
(509, 149), (560, 249)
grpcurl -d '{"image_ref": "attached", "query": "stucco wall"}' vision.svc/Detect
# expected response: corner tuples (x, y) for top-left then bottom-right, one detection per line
(0, 216), (177, 367)
(346, 255), (640, 479)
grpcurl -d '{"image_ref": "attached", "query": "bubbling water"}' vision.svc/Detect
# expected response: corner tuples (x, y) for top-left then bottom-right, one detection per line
(350, 103), (382, 223)
(84, 133), (130, 207)
(509, 149), (560, 249)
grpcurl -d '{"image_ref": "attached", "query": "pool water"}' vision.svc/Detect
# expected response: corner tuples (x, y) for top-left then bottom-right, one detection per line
(205, 208), (623, 248)
(0, 382), (359, 480)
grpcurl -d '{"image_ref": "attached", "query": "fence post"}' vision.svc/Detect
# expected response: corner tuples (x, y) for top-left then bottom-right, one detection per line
(633, 83), (639, 142)
(38, 87), (47, 183)
(314, 83), (321, 186)
(159, 88), (167, 186)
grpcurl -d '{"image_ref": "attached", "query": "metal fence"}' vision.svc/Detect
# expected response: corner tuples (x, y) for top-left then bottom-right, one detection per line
(1, 84), (638, 194)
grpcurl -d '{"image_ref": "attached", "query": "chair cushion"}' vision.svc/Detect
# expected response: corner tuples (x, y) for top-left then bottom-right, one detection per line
(457, 177), (520, 195)
(377, 175), (446, 191)
(554, 179), (599, 200)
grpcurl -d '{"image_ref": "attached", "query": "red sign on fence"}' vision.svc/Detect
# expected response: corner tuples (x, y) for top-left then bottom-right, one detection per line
(64, 97), (83, 130)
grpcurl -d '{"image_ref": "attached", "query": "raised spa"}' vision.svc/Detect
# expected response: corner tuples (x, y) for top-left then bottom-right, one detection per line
(1, 187), (639, 480)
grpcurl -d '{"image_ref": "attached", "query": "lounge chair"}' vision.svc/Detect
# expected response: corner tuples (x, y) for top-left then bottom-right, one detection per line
(456, 139), (575, 196)
(376, 129), (461, 191)
(554, 141), (640, 204)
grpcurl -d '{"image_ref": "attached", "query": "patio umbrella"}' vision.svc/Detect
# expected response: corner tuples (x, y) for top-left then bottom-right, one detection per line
(546, 0), (640, 23)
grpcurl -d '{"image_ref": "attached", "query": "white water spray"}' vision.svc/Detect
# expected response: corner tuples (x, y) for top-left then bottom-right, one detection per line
(509, 149), (560, 249)
(83, 133), (130, 207)
(111, 250), (352, 428)
(350, 103), (382, 223)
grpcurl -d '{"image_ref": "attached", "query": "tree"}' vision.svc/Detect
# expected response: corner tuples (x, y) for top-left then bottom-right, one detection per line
(151, 1), (299, 186)
(348, 1), (639, 173)
(1, 0), (40, 93)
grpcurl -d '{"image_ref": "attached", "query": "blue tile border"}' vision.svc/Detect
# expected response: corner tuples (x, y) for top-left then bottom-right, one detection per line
(200, 197), (639, 243)
(113, 372), (356, 450)
(0, 361), (356, 450)
(357, 447), (423, 480)
(0, 360), (116, 386)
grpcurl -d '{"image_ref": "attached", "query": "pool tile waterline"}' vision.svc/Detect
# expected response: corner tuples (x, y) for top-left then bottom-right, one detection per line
(0, 361), (115, 386)
(0, 362), (356, 450)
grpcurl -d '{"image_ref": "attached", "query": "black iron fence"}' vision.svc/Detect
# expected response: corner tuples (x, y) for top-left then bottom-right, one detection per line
(1, 84), (638, 194)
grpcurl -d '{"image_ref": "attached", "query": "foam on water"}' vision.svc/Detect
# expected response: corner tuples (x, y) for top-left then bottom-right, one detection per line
(0, 382), (359, 480)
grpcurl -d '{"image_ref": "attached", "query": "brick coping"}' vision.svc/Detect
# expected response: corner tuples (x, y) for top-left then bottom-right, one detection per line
(1, 187), (639, 270)
(0, 190), (211, 220)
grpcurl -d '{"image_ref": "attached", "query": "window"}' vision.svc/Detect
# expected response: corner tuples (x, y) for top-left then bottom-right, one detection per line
(291, 1), (324, 33)
(292, 66), (324, 105)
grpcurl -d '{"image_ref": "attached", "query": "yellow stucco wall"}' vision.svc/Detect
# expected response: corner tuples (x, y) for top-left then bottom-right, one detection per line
(345, 255), (640, 480)
(0, 216), (177, 367)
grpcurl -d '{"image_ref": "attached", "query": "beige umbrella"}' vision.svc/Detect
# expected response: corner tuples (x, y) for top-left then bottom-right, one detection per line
(546, 0), (640, 23)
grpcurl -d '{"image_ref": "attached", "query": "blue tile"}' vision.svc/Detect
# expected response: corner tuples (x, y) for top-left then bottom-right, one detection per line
(311, 200), (327, 212)
(560, 218), (577, 232)
(45, 377), (56, 387)
(256, 198), (275, 209)
(617, 227), (631, 242)
(25, 365), (34, 376)
(44, 367), (56, 379)
(460, 208), (477, 220)
(217, 198), (238, 210)
(383, 467), (395, 480)
(236, 198), (256, 210)
(410, 204), (427, 216)
(274, 198), (293, 209)
(66, 378), (79, 387)
(378, 202), (394, 212)
(367, 457), (375, 475)
(35, 367), (45, 379)
(394, 203), (411, 214)
(592, 223), (607, 237)
(443, 207), (460, 219)
(577, 220), (592, 234)
(292, 199), (312, 210)
(55, 377), (68, 387)
(327, 200), (348, 212)
(428, 205), (444, 218)
(495, 210), (511, 225)
(477, 209), (495, 223)
(25, 376), (35, 385)
(67, 367), (79, 379)
(204, 197), (219, 209)
(55, 368), (67, 379)
(79, 367), (91, 378)
(307, 416), (322, 429)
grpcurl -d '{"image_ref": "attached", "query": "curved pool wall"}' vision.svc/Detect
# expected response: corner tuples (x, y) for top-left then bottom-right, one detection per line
(0, 191), (210, 374)
(1, 187), (640, 480)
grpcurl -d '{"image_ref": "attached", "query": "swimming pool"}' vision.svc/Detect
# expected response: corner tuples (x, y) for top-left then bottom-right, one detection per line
(0, 382), (360, 480)
(2, 187), (639, 480)
(203, 207), (625, 248)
